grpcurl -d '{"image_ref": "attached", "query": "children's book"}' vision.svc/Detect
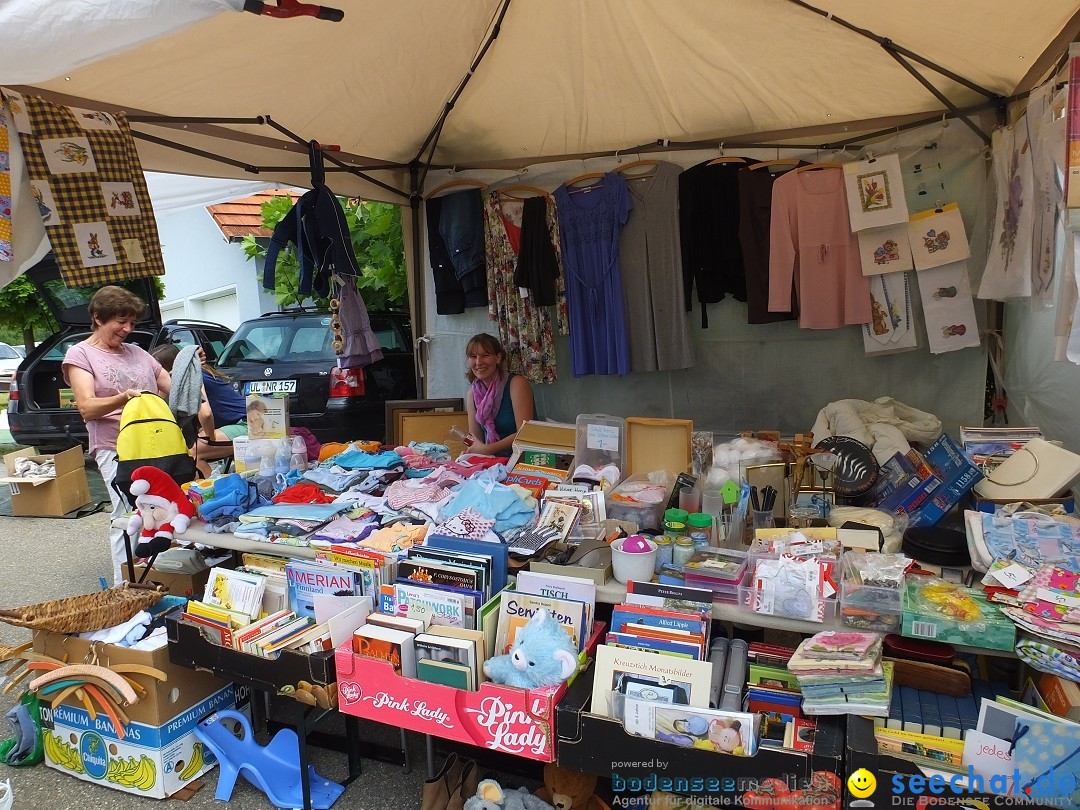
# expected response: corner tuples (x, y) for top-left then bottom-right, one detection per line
(609, 604), (709, 656)
(203, 567), (267, 620)
(514, 570), (596, 628)
(286, 560), (364, 619)
(621, 697), (759, 756)
(494, 590), (587, 654)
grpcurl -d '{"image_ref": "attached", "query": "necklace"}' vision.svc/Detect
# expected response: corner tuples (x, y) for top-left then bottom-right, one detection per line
(89, 338), (123, 354)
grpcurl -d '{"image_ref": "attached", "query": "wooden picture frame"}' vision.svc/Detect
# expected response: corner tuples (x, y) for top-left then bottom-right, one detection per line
(384, 398), (465, 446)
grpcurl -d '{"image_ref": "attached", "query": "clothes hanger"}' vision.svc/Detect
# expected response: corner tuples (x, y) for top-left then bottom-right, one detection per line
(615, 159), (660, 179)
(563, 171), (607, 193)
(706, 142), (747, 166)
(748, 158), (801, 170)
(423, 178), (488, 200)
(495, 183), (552, 200)
(795, 161), (844, 173)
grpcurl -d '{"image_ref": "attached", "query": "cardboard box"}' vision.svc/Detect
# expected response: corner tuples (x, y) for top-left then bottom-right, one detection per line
(867, 435), (983, 527)
(59, 388), (76, 409)
(557, 666), (845, 796)
(42, 682), (247, 800)
(335, 622), (604, 762)
(508, 420), (576, 471)
(1, 446), (90, 517)
(244, 392), (289, 439)
(34, 602), (229, 727)
(624, 417), (692, 476)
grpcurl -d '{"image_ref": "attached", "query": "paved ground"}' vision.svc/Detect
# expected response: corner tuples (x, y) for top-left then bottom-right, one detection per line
(0, 467), (536, 809)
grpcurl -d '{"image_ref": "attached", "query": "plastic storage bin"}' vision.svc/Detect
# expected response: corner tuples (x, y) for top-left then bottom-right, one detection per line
(575, 414), (626, 479)
(606, 473), (672, 532)
(839, 552), (907, 632)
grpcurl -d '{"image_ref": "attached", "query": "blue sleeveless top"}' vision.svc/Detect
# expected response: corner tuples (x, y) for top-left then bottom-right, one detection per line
(494, 373), (518, 440)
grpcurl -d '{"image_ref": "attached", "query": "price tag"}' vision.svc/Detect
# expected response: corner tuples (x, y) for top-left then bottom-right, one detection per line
(587, 424), (619, 451)
(990, 563), (1033, 589)
(1036, 587), (1080, 607)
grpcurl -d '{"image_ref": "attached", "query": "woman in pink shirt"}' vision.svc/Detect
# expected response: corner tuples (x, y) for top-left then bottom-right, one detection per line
(63, 286), (171, 585)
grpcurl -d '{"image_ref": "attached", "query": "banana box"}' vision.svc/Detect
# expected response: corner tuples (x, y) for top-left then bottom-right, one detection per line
(41, 683), (249, 799)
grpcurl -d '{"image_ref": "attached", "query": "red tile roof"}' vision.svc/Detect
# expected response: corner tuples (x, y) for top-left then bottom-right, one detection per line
(207, 189), (302, 240)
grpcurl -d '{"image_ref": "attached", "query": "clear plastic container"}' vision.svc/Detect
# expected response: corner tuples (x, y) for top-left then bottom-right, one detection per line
(839, 551), (907, 631)
(575, 414), (626, 479)
(606, 473), (672, 532)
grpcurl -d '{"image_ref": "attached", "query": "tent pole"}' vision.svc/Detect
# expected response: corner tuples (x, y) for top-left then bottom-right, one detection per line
(263, 115), (409, 199)
(409, 163), (425, 398)
(784, 0), (998, 100)
(881, 46), (993, 145)
(411, 0), (514, 165)
(127, 115), (267, 125)
(131, 131), (261, 174)
(822, 105), (994, 150)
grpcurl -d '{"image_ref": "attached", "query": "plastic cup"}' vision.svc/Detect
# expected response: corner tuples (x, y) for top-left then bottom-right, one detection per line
(701, 489), (725, 517)
(679, 486), (701, 513)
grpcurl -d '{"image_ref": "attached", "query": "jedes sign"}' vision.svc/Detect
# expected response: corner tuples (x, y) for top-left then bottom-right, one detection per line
(335, 650), (559, 762)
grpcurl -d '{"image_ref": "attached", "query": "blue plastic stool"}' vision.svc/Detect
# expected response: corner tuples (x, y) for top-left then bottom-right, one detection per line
(193, 709), (345, 809)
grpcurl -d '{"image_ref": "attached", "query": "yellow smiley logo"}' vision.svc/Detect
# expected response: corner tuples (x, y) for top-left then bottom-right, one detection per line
(847, 768), (877, 799)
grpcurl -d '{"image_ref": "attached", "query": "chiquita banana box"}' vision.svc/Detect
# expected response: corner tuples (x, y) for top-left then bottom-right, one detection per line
(41, 683), (248, 799)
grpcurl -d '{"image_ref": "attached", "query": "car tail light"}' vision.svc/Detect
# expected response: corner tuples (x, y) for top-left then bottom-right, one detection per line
(329, 366), (365, 397)
(8, 373), (19, 402)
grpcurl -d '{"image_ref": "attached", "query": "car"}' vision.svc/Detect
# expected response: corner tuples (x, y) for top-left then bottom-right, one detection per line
(214, 308), (416, 444)
(0, 343), (23, 392)
(7, 255), (233, 450)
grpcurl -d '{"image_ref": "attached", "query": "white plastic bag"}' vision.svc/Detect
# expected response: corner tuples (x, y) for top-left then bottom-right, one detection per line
(0, 778), (13, 810)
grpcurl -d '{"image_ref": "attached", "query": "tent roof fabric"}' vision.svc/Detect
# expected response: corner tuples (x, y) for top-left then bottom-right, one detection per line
(8, 1), (1080, 201)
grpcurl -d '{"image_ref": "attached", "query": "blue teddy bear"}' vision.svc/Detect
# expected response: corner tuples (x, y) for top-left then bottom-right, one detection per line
(482, 609), (578, 689)
(463, 779), (554, 810)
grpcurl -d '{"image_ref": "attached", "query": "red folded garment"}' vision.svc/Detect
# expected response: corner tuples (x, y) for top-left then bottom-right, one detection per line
(272, 483), (335, 504)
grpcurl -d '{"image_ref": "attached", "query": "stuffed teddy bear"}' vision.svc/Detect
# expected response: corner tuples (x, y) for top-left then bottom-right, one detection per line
(482, 609), (578, 689)
(464, 779), (554, 810)
(534, 763), (611, 810)
(126, 465), (195, 557)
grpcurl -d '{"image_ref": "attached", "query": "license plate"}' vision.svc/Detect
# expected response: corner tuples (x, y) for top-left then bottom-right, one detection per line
(244, 380), (297, 395)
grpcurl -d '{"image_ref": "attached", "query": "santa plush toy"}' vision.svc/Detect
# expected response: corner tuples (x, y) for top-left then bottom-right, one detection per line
(126, 466), (196, 557)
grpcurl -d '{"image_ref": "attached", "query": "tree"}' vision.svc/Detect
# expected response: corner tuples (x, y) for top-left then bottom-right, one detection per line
(240, 195), (409, 311)
(0, 276), (53, 351)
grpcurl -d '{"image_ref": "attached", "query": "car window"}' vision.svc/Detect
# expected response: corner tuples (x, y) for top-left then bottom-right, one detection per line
(165, 328), (198, 349)
(369, 315), (406, 351)
(43, 335), (87, 361)
(289, 325), (333, 356)
(0, 344), (20, 360)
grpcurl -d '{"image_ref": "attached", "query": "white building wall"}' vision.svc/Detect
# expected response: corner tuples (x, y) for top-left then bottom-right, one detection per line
(153, 205), (277, 329)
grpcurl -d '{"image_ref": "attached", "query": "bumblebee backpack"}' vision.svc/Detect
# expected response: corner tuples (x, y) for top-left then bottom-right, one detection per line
(113, 392), (196, 504)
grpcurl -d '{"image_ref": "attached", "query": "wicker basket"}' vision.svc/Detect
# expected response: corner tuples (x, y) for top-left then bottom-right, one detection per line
(0, 583), (168, 635)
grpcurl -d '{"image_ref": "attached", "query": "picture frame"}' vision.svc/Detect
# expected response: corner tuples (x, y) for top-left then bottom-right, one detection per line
(384, 398), (465, 446)
(537, 499), (583, 543)
(544, 490), (606, 526)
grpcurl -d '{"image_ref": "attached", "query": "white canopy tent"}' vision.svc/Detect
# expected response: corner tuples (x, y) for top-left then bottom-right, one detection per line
(3, 0), (1080, 438)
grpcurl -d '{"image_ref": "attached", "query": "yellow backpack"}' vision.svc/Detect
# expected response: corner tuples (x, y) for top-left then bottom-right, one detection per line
(113, 392), (195, 502)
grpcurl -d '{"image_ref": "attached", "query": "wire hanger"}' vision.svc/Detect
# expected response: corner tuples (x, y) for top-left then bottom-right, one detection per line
(424, 178), (489, 200)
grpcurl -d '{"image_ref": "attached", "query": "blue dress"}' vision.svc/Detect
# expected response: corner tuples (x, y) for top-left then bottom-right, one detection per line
(553, 173), (633, 377)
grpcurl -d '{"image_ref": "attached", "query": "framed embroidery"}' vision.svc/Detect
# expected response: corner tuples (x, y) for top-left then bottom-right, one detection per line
(844, 154), (909, 230)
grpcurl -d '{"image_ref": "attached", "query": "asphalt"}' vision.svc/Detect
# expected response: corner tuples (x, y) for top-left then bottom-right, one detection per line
(0, 460), (539, 810)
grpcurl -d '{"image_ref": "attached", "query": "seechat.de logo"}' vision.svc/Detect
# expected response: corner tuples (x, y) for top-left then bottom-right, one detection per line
(848, 768), (878, 806)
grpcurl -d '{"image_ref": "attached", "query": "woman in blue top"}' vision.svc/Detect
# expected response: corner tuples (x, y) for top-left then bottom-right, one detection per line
(464, 333), (534, 456)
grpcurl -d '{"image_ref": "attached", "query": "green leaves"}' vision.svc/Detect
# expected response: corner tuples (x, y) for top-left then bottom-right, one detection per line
(244, 195), (408, 311)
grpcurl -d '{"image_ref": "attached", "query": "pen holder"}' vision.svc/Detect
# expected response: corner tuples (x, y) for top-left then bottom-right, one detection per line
(752, 510), (775, 531)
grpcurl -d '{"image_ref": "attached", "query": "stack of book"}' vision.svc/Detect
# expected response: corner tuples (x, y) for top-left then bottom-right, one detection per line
(239, 553), (289, 615)
(883, 679), (1008, 738)
(352, 614), (487, 690)
(604, 599), (710, 660)
(286, 558), (366, 619)
(200, 567), (267, 625)
(378, 553), (490, 632)
(787, 630), (892, 716)
(493, 572), (595, 656)
(746, 644), (817, 753)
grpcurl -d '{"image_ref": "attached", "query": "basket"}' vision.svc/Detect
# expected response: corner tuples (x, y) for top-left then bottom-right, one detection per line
(0, 583), (168, 635)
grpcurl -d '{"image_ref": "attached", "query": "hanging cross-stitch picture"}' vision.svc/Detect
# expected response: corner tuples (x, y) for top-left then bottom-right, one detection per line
(907, 203), (971, 270)
(857, 223), (914, 275)
(101, 182), (142, 217)
(68, 107), (121, 132)
(916, 261), (980, 354)
(843, 154), (909, 231)
(29, 180), (60, 226)
(39, 137), (98, 175)
(72, 222), (116, 267)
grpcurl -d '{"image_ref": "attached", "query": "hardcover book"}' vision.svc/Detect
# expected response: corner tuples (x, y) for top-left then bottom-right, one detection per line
(625, 580), (713, 615)
(416, 658), (474, 691)
(353, 624), (417, 677)
(407, 547), (491, 599)
(495, 590), (586, 654)
(590, 644), (714, 718)
(413, 632), (473, 666)
(396, 559), (481, 594)
(203, 567), (267, 620)
(380, 582), (470, 630)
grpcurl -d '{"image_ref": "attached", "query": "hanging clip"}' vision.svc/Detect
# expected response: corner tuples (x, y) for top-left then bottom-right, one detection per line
(613, 148), (624, 165)
(934, 199), (944, 213)
(242, 0), (344, 21)
(866, 150), (876, 164)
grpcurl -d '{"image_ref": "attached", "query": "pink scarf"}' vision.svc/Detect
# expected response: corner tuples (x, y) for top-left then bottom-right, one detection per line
(472, 371), (508, 444)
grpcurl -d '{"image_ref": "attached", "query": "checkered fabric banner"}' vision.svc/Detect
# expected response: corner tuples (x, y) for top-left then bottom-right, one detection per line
(0, 101), (11, 262)
(1, 88), (164, 285)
